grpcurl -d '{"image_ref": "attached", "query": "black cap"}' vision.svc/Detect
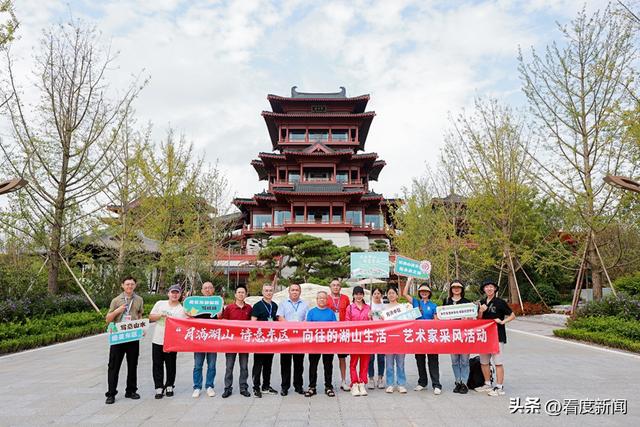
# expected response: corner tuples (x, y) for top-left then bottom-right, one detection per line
(480, 279), (498, 293)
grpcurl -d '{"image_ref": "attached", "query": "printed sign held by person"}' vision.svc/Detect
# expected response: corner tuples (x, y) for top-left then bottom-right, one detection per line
(183, 296), (224, 317)
(107, 318), (149, 345)
(436, 303), (478, 320)
(394, 255), (431, 280)
(378, 303), (422, 321)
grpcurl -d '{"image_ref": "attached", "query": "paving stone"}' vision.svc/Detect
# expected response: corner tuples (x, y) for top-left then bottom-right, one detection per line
(0, 320), (639, 427)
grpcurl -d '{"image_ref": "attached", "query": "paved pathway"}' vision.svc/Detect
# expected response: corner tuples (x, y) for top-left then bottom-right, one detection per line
(0, 319), (638, 426)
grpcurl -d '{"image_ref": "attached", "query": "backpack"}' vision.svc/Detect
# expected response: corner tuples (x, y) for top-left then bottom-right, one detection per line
(467, 356), (493, 389)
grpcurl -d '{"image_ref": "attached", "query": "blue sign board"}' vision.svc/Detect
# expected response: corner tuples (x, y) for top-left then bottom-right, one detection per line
(108, 328), (144, 345)
(350, 252), (390, 278)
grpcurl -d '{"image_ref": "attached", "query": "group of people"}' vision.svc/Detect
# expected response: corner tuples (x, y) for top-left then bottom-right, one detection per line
(104, 276), (515, 404)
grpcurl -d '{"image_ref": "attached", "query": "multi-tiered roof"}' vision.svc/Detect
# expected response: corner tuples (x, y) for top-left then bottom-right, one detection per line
(233, 87), (393, 251)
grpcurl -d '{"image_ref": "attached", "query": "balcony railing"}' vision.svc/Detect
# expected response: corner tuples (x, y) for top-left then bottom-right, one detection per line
(242, 221), (384, 231)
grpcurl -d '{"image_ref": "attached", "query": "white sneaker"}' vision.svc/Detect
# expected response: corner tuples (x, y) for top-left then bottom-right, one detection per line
(367, 378), (375, 390)
(206, 387), (216, 397)
(192, 389), (201, 398)
(385, 386), (394, 393)
(377, 378), (385, 389)
(475, 383), (493, 393)
(488, 386), (505, 396)
(351, 384), (361, 397)
(433, 387), (442, 395)
(359, 383), (368, 396)
(341, 380), (350, 391)
(397, 386), (408, 394)
(414, 385), (425, 391)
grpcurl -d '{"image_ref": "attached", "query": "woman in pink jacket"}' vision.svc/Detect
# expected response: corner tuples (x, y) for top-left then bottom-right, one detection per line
(345, 286), (371, 397)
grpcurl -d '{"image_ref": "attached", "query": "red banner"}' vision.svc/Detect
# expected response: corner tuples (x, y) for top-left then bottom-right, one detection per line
(164, 318), (499, 354)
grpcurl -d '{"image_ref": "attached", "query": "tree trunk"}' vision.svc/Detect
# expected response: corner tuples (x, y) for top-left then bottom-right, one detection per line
(47, 240), (61, 294)
(587, 236), (603, 300)
(116, 206), (128, 283)
(453, 247), (460, 279)
(504, 247), (520, 305)
(157, 267), (166, 293)
(47, 187), (67, 294)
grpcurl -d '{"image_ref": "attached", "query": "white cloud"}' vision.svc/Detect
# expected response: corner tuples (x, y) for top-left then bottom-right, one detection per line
(4, 0), (596, 207)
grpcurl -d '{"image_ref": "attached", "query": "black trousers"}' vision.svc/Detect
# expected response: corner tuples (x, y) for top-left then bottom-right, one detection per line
(152, 343), (177, 389)
(308, 354), (333, 390)
(280, 353), (304, 391)
(105, 341), (139, 397)
(416, 353), (441, 388)
(252, 353), (274, 390)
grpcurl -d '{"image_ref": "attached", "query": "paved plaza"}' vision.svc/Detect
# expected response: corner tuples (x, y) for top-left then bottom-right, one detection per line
(0, 319), (638, 427)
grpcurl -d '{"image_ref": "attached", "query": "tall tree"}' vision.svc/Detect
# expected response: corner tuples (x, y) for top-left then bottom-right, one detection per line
(139, 129), (231, 292)
(0, 20), (143, 293)
(443, 98), (540, 304)
(100, 115), (151, 282)
(518, 4), (638, 299)
(391, 170), (470, 286)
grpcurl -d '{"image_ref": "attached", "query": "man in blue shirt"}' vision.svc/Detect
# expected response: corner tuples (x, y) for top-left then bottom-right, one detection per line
(276, 283), (309, 396)
(403, 277), (442, 395)
(305, 291), (337, 397)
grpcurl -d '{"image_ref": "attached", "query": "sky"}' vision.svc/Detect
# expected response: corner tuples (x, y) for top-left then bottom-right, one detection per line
(4, 0), (612, 209)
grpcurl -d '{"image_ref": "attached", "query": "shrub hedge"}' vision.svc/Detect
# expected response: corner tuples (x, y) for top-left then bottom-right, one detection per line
(553, 328), (640, 353)
(612, 272), (640, 297)
(509, 302), (551, 316)
(0, 292), (167, 323)
(576, 293), (640, 321)
(553, 315), (640, 354)
(0, 311), (107, 354)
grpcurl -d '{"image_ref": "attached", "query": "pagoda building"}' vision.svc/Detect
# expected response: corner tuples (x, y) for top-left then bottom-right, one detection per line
(232, 86), (395, 254)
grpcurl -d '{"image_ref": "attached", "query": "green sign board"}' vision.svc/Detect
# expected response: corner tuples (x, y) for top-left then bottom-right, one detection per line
(350, 252), (390, 278)
(394, 255), (431, 280)
(183, 296), (224, 317)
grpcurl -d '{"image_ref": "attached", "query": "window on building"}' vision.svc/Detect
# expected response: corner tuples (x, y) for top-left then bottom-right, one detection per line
(280, 128), (287, 141)
(308, 129), (329, 142)
(336, 170), (349, 183)
(278, 169), (286, 180)
(332, 206), (344, 223)
(288, 171), (300, 183)
(365, 214), (383, 229)
(351, 170), (358, 181)
(346, 210), (362, 225)
(273, 210), (291, 226)
(350, 129), (357, 141)
(294, 207), (305, 222)
(308, 207), (330, 223)
(304, 168), (332, 182)
(253, 214), (272, 229)
(289, 129), (306, 142)
(332, 129), (349, 141)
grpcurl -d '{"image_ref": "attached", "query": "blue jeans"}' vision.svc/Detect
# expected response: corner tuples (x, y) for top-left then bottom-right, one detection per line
(385, 354), (406, 386)
(193, 352), (217, 389)
(368, 354), (385, 378)
(451, 354), (470, 383)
